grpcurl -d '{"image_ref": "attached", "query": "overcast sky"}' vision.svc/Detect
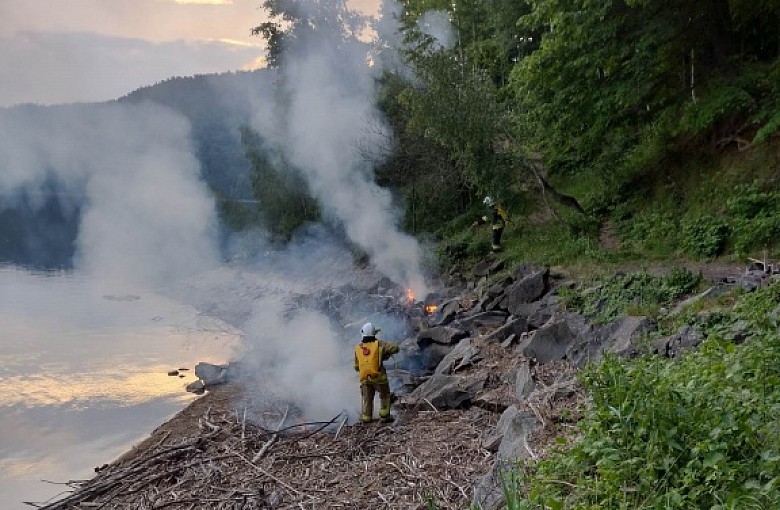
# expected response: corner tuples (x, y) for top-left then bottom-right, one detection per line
(0, 0), (380, 108)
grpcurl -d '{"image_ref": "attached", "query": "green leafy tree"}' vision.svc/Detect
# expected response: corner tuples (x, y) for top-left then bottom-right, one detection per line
(240, 127), (320, 241)
(511, 0), (780, 186)
(252, 0), (370, 67)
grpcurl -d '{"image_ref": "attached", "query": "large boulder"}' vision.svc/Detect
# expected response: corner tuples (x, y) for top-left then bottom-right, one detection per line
(471, 468), (505, 510)
(499, 267), (549, 315)
(194, 362), (230, 387)
(474, 406), (541, 510)
(483, 317), (529, 343)
(434, 338), (483, 375)
(516, 320), (576, 363)
(396, 337), (454, 375)
(417, 326), (469, 345)
(453, 311), (510, 333)
(409, 373), (488, 409)
(473, 258), (505, 277)
(509, 294), (561, 329)
(653, 325), (702, 358)
(567, 316), (656, 367)
(434, 298), (462, 326)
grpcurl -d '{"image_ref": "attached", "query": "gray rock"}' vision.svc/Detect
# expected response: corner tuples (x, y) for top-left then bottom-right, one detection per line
(397, 337), (453, 375)
(418, 326), (469, 345)
(186, 380), (206, 394)
(194, 362), (229, 387)
(738, 270), (768, 291)
(500, 333), (517, 349)
(516, 320), (575, 364)
(510, 294), (561, 328)
(484, 317), (529, 343)
(512, 263), (539, 279)
(515, 361), (535, 400)
(486, 276), (514, 298)
(472, 467), (506, 510)
(559, 311), (591, 337)
(483, 406), (540, 460)
(473, 260), (493, 277)
(410, 373), (487, 409)
(671, 287), (716, 314)
(435, 298), (462, 326)
(567, 316), (656, 367)
(489, 259), (506, 274)
(434, 338), (483, 375)
(653, 325), (702, 358)
(499, 268), (549, 315)
(454, 311), (510, 333)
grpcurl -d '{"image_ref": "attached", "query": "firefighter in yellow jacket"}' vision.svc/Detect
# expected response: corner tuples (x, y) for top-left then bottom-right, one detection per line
(472, 196), (508, 252)
(354, 322), (399, 423)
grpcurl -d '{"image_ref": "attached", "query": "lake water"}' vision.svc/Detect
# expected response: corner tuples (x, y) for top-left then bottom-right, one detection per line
(0, 266), (242, 509)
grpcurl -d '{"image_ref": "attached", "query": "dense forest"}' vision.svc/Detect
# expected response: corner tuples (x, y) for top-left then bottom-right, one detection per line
(241, 0), (780, 267)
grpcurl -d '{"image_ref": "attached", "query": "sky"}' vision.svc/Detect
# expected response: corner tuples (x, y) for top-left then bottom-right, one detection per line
(0, 0), (380, 108)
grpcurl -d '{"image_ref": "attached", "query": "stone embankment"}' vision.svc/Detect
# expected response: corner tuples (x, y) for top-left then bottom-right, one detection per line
(38, 257), (762, 509)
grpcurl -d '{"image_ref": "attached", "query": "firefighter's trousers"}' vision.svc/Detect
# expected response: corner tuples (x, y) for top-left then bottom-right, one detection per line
(491, 226), (504, 251)
(360, 380), (391, 423)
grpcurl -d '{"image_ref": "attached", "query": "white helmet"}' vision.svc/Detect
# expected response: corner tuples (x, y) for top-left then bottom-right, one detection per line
(361, 322), (379, 338)
(483, 196), (495, 207)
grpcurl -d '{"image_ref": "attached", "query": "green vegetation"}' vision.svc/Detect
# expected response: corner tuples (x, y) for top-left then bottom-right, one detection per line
(561, 268), (702, 323)
(247, 0), (779, 267)
(238, 127), (321, 242)
(506, 282), (780, 509)
(246, 4), (780, 509)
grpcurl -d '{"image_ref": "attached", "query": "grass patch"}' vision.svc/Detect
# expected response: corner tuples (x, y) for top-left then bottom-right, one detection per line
(560, 267), (702, 324)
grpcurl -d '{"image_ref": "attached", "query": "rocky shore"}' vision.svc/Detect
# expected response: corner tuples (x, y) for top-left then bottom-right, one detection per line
(37, 257), (766, 509)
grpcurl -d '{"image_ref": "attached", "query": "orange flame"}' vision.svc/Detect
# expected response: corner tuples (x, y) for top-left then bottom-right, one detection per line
(406, 288), (415, 304)
(425, 305), (439, 314)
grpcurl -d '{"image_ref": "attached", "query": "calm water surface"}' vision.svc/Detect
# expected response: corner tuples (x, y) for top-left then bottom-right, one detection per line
(0, 266), (242, 509)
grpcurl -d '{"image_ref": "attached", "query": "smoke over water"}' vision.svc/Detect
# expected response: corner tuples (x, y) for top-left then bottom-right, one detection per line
(0, 0), (430, 429)
(0, 102), (220, 288)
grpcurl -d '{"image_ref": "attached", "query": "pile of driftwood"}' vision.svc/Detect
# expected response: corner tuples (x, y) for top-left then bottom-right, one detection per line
(33, 387), (497, 510)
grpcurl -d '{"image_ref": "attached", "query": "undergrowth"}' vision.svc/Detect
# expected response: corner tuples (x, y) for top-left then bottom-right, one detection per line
(560, 268), (702, 323)
(506, 282), (780, 509)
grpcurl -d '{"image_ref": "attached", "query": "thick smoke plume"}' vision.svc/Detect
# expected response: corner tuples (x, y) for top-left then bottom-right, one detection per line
(0, 0), (435, 427)
(249, 0), (427, 297)
(0, 102), (219, 288)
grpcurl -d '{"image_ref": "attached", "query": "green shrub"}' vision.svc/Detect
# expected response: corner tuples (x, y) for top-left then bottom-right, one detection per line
(618, 211), (680, 257)
(680, 216), (730, 259)
(515, 283), (780, 510)
(678, 86), (755, 136)
(726, 183), (780, 255)
(564, 268), (701, 323)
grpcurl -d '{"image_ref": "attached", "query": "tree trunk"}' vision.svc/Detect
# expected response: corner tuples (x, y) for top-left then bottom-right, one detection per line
(527, 160), (586, 215)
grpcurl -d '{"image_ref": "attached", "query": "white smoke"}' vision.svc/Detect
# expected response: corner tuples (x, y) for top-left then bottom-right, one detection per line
(0, 0), (438, 429)
(249, 0), (428, 297)
(239, 297), (356, 420)
(417, 10), (456, 50)
(0, 102), (220, 288)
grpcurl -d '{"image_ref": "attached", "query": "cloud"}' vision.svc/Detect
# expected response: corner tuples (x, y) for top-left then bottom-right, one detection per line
(0, 31), (261, 107)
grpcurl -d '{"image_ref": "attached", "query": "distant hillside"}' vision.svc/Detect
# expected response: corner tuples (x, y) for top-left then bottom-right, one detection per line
(117, 69), (274, 199)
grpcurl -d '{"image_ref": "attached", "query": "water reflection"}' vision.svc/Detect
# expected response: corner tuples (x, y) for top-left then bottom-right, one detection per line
(0, 265), (242, 509)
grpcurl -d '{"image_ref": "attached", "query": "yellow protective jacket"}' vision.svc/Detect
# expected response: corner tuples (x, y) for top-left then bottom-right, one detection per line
(481, 204), (508, 230)
(353, 339), (399, 383)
